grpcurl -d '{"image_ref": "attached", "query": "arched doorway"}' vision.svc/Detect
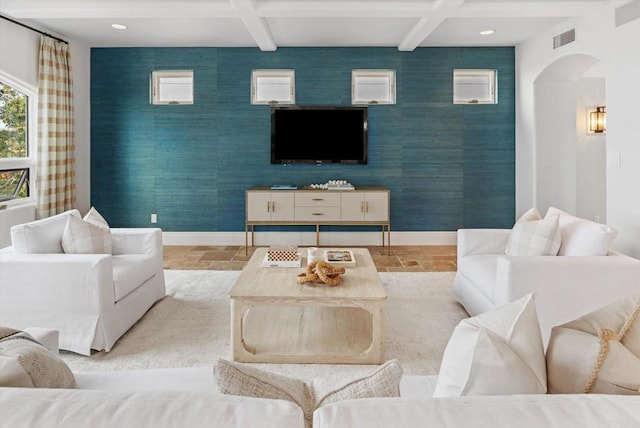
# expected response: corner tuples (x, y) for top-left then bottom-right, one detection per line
(533, 54), (606, 221)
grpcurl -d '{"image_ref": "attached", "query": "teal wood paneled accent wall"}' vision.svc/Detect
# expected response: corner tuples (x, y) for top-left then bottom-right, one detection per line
(91, 47), (515, 231)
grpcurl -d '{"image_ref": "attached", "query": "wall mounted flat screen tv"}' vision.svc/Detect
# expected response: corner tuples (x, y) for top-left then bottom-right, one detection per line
(271, 106), (368, 165)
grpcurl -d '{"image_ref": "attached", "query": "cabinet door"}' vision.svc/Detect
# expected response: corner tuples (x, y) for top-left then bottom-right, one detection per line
(270, 192), (295, 221)
(364, 192), (389, 222)
(340, 192), (365, 222)
(246, 191), (272, 221)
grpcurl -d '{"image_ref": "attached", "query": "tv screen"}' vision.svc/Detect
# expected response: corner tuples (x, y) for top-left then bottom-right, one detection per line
(271, 106), (368, 165)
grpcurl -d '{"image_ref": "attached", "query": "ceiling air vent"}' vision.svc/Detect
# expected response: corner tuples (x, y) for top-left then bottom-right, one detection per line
(616, 0), (640, 27)
(553, 28), (575, 49)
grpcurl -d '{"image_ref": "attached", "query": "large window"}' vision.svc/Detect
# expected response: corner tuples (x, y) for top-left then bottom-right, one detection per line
(0, 75), (36, 204)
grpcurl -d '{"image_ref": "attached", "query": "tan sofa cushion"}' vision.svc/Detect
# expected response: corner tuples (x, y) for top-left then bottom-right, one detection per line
(0, 327), (75, 388)
(546, 293), (640, 394)
(215, 358), (402, 428)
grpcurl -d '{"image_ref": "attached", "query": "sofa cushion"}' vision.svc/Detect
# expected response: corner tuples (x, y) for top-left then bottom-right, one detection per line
(0, 327), (76, 388)
(112, 255), (159, 302)
(215, 358), (402, 428)
(62, 215), (112, 254)
(505, 214), (561, 256)
(312, 395), (640, 428)
(0, 388), (304, 428)
(10, 209), (81, 254)
(456, 255), (499, 301)
(546, 207), (617, 256)
(546, 293), (640, 394)
(433, 293), (546, 397)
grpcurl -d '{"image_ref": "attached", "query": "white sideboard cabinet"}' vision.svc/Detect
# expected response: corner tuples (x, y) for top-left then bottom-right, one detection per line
(340, 191), (389, 222)
(246, 190), (294, 222)
(245, 187), (390, 252)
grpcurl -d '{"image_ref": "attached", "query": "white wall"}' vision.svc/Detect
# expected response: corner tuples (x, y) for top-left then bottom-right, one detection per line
(533, 80), (578, 214)
(576, 76), (606, 222)
(516, 5), (640, 257)
(605, 16), (640, 258)
(0, 19), (90, 247)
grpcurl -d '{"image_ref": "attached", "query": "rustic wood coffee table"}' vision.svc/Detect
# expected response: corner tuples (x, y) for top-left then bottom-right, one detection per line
(229, 247), (387, 364)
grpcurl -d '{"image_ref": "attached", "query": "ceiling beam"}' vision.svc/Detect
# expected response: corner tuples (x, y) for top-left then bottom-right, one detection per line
(230, 0), (277, 51)
(397, 0), (466, 51)
(258, 1), (432, 18)
(0, 0), (236, 19)
(453, 1), (625, 18)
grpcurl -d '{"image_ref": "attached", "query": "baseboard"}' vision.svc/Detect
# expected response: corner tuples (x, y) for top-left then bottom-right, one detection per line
(162, 231), (457, 246)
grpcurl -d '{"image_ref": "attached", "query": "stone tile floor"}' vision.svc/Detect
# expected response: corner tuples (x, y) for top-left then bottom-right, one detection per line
(164, 245), (457, 272)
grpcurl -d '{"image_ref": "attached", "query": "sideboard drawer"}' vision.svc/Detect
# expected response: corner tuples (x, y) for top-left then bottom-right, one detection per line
(295, 192), (341, 207)
(295, 206), (341, 221)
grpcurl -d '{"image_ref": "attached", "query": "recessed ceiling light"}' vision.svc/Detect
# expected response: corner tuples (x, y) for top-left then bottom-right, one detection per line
(111, 24), (127, 30)
(480, 29), (496, 36)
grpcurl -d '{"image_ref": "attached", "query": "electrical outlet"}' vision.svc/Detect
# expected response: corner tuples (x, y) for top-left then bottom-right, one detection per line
(151, 213), (157, 223)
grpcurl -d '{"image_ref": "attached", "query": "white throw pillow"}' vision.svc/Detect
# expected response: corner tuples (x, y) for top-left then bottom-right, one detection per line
(433, 293), (547, 397)
(215, 358), (402, 428)
(505, 213), (561, 256)
(61, 215), (112, 254)
(10, 209), (81, 254)
(546, 293), (640, 394)
(546, 207), (617, 256)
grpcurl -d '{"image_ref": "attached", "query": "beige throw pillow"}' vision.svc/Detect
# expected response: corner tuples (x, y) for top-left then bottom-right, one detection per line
(215, 358), (402, 428)
(546, 294), (640, 395)
(505, 213), (561, 256)
(433, 293), (547, 397)
(516, 207), (542, 223)
(84, 206), (110, 229)
(0, 327), (76, 388)
(62, 214), (112, 254)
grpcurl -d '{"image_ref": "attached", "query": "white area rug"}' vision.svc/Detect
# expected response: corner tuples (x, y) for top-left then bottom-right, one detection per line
(61, 270), (468, 379)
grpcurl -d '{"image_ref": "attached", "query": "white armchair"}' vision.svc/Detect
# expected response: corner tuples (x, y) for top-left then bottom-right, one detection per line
(0, 210), (166, 355)
(453, 227), (640, 346)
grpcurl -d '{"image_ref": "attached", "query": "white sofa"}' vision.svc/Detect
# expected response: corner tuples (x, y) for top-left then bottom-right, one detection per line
(454, 218), (640, 346)
(2, 366), (639, 428)
(0, 210), (166, 355)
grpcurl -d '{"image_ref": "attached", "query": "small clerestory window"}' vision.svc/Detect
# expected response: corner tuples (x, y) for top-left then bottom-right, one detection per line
(453, 69), (497, 104)
(151, 70), (194, 105)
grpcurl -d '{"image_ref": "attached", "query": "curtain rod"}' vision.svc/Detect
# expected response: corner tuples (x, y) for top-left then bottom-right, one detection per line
(0, 14), (68, 45)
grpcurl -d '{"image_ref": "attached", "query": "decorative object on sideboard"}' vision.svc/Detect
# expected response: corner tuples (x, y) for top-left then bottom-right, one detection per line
(308, 180), (354, 190)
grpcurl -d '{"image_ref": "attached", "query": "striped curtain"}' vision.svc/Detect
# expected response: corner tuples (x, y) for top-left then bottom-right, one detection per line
(36, 36), (76, 218)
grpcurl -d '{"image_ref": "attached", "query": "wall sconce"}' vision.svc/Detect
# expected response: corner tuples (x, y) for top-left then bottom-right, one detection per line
(589, 106), (606, 133)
